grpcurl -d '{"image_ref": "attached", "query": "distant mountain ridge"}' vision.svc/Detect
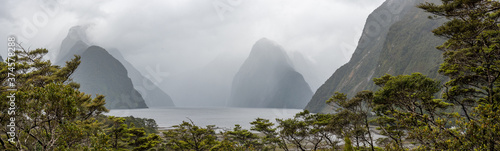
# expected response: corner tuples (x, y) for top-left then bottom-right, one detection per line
(305, 0), (446, 113)
(229, 38), (313, 109)
(56, 26), (175, 109)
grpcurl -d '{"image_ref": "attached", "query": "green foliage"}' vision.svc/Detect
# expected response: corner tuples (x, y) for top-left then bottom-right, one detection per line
(277, 111), (341, 151)
(221, 124), (261, 150)
(107, 116), (129, 149)
(303, 111), (339, 150)
(418, 0), (500, 150)
(163, 120), (218, 151)
(248, 112), (342, 151)
(372, 73), (454, 150)
(88, 115), (162, 151)
(344, 135), (354, 151)
(122, 116), (159, 134)
(276, 115), (308, 151)
(250, 118), (286, 150)
(328, 91), (376, 151)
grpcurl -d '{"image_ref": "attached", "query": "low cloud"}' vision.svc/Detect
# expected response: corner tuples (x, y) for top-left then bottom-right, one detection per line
(0, 0), (385, 94)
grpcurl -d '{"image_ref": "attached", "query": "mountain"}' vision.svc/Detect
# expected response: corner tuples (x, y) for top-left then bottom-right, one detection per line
(55, 26), (90, 66)
(305, 0), (447, 113)
(71, 46), (148, 109)
(56, 26), (174, 109)
(228, 38), (313, 109)
(107, 49), (175, 107)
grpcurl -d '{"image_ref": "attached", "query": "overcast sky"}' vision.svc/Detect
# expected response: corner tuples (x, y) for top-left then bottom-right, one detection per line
(0, 0), (385, 83)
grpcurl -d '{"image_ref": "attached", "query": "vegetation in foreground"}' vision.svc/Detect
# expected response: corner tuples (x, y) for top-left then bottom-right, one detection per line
(1, 0), (499, 150)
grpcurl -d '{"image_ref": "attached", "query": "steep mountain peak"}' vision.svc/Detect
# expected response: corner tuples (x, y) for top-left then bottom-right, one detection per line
(252, 38), (285, 54)
(229, 38), (312, 109)
(80, 45), (128, 77)
(72, 45), (148, 109)
(66, 25), (90, 46)
(84, 45), (107, 55)
(255, 37), (277, 47)
(248, 38), (290, 67)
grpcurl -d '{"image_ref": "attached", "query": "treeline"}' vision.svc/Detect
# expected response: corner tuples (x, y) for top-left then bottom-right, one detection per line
(161, 110), (379, 151)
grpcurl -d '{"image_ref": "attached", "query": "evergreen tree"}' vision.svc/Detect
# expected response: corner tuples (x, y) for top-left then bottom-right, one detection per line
(222, 124), (261, 150)
(276, 115), (309, 151)
(372, 73), (452, 150)
(419, 0), (500, 150)
(250, 118), (286, 151)
(163, 120), (218, 151)
(0, 47), (108, 150)
(327, 91), (376, 150)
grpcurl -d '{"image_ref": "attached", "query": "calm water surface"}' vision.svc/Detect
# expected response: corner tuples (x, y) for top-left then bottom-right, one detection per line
(105, 107), (303, 130)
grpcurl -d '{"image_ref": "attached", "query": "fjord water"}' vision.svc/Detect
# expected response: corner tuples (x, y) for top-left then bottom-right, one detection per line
(105, 107), (303, 130)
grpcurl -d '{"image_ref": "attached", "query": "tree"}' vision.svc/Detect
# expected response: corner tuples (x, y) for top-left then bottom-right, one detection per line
(328, 110), (353, 150)
(222, 124), (261, 150)
(107, 116), (130, 150)
(250, 118), (287, 151)
(0, 47), (108, 150)
(129, 133), (161, 151)
(276, 116), (308, 151)
(97, 115), (162, 150)
(352, 91), (376, 151)
(419, 0), (500, 150)
(300, 111), (338, 150)
(343, 135), (354, 151)
(123, 116), (159, 134)
(163, 120), (218, 151)
(327, 91), (376, 151)
(372, 73), (453, 150)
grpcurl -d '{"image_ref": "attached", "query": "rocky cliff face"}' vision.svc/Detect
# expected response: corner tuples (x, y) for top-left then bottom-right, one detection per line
(305, 0), (446, 113)
(72, 46), (148, 109)
(229, 38), (313, 109)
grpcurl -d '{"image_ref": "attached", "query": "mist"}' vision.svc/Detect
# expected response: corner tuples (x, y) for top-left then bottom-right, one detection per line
(0, 0), (385, 107)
